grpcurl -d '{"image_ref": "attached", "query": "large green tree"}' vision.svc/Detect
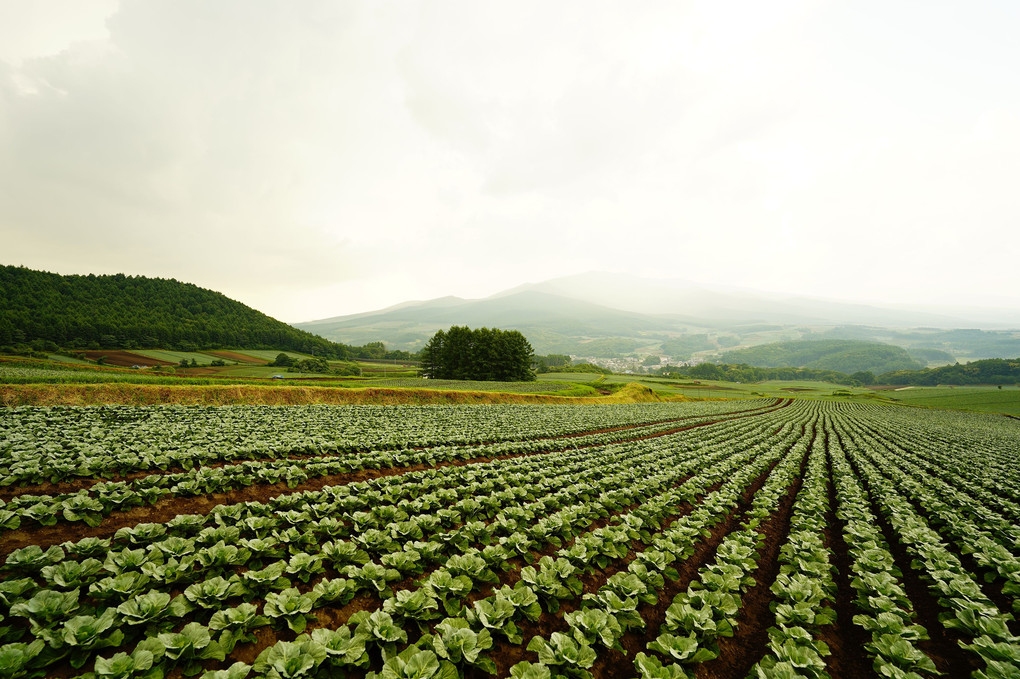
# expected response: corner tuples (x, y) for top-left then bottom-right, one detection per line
(419, 326), (535, 381)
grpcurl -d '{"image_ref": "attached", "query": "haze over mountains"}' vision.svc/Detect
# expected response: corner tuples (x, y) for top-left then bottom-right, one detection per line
(296, 272), (1020, 362)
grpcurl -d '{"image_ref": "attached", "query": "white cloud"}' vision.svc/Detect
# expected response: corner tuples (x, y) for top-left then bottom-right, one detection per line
(1, 0), (1018, 322)
(0, 0), (118, 64)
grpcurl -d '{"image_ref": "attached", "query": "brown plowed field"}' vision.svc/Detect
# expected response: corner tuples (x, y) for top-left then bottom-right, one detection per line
(80, 350), (174, 366)
(206, 350), (268, 364)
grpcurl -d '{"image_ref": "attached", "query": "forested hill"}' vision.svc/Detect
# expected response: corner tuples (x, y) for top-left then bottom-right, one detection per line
(0, 265), (354, 358)
(719, 339), (923, 375)
(878, 358), (1020, 386)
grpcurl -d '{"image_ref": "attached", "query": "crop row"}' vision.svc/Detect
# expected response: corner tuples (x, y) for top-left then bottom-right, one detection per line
(0, 404), (784, 537)
(1, 399), (1018, 678)
(0, 401), (774, 486)
(0, 404), (813, 678)
(835, 440), (1020, 675)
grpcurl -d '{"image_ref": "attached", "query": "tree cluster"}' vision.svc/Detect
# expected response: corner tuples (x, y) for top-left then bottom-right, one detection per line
(550, 362), (613, 375)
(875, 358), (1020, 386)
(658, 357), (1020, 387)
(658, 363), (868, 386)
(534, 354), (571, 373)
(719, 339), (922, 376)
(352, 341), (415, 361)
(0, 265), (354, 359)
(419, 326), (535, 381)
(269, 353), (361, 376)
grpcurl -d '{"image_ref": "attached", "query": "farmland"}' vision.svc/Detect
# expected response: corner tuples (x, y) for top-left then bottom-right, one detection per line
(0, 399), (1018, 678)
(875, 386), (1020, 417)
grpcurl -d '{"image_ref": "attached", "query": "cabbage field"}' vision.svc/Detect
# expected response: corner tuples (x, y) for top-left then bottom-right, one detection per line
(0, 399), (1017, 679)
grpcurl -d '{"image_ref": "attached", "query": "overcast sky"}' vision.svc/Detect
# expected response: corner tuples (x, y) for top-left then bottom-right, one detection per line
(2, 1), (1018, 322)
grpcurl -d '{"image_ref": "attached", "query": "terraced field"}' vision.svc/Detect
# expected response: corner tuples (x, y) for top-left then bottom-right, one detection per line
(0, 400), (1017, 678)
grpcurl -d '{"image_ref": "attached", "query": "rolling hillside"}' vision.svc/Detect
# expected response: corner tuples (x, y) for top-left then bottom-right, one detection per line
(299, 290), (670, 355)
(718, 340), (924, 375)
(0, 265), (353, 358)
(297, 272), (1020, 360)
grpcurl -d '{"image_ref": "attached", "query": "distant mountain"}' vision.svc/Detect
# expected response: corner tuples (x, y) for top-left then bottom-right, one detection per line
(0, 265), (353, 358)
(719, 340), (923, 375)
(495, 271), (976, 326)
(297, 272), (1020, 359)
(299, 289), (667, 355)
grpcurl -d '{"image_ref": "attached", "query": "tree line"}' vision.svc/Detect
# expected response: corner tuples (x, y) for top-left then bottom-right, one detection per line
(657, 358), (1020, 386)
(419, 326), (535, 381)
(0, 265), (354, 359)
(875, 358), (1020, 386)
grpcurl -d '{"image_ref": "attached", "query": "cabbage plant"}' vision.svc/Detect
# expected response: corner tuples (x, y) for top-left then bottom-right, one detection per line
(183, 577), (244, 610)
(350, 610), (407, 662)
(526, 633), (596, 679)
(263, 588), (319, 634)
(365, 646), (457, 679)
(0, 639), (48, 679)
(198, 661), (251, 679)
(310, 626), (369, 671)
(239, 561), (289, 597)
(9, 588), (80, 631)
(90, 573), (152, 604)
(158, 622), (226, 677)
(424, 617), (495, 674)
(3, 546), (64, 575)
(208, 603), (269, 653)
(49, 608), (125, 669)
(117, 590), (187, 632)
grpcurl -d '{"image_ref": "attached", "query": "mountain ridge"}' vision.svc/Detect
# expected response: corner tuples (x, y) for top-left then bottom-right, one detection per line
(295, 271), (1020, 361)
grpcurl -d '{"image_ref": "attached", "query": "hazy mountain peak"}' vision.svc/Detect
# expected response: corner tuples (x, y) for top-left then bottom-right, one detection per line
(293, 271), (1020, 359)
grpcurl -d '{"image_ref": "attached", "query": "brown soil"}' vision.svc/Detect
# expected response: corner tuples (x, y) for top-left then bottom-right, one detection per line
(835, 430), (979, 677)
(821, 443), (880, 679)
(0, 401), (783, 503)
(205, 350), (268, 364)
(591, 476), (782, 677)
(483, 416), (796, 679)
(207, 468), (714, 673)
(80, 350), (175, 366)
(15, 399), (806, 679)
(458, 438), (800, 679)
(695, 450), (807, 679)
(0, 402), (789, 558)
(0, 449), (534, 559)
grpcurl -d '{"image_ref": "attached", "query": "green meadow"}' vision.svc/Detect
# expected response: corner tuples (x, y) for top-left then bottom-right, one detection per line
(4, 353), (1020, 415)
(875, 385), (1020, 416)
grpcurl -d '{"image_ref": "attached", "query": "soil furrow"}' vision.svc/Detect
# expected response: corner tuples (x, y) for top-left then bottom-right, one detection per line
(0, 400), (786, 501)
(0, 404), (789, 557)
(695, 445), (808, 679)
(818, 441), (878, 679)
(837, 430), (979, 677)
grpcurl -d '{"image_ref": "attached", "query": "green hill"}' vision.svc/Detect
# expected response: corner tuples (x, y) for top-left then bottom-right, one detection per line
(878, 357), (1020, 386)
(0, 265), (353, 358)
(297, 290), (667, 355)
(720, 339), (923, 375)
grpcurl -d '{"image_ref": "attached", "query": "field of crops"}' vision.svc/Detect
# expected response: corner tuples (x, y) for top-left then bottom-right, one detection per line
(364, 379), (579, 394)
(0, 399), (1017, 679)
(879, 386), (1020, 416)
